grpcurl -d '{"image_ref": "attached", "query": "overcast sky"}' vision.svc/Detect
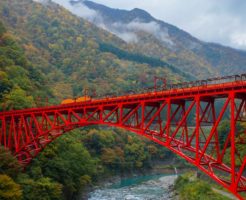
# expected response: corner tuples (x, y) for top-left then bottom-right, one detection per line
(89, 0), (246, 50)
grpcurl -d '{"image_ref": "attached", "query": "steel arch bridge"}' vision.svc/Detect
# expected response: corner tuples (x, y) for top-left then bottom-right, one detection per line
(0, 75), (246, 199)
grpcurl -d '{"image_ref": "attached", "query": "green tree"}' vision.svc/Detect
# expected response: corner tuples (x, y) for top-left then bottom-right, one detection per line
(174, 174), (231, 200)
(218, 120), (230, 149)
(0, 174), (22, 200)
(0, 71), (12, 98)
(0, 146), (21, 177)
(79, 175), (91, 190)
(125, 142), (147, 168)
(2, 86), (35, 110)
(0, 21), (6, 36)
(19, 177), (62, 200)
(28, 131), (98, 199)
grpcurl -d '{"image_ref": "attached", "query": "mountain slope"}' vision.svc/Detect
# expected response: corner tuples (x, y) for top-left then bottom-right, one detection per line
(68, 0), (246, 78)
(0, 20), (49, 110)
(0, 0), (190, 103)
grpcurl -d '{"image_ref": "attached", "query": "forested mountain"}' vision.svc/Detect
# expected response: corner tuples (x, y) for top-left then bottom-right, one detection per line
(0, 0), (190, 104)
(0, 21), (50, 110)
(67, 0), (246, 78)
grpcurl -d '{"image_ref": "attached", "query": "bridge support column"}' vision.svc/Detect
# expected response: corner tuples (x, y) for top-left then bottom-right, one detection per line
(119, 104), (123, 125)
(195, 96), (200, 164)
(166, 99), (171, 143)
(230, 92), (236, 192)
(99, 106), (103, 123)
(141, 102), (145, 129)
(0, 117), (6, 148)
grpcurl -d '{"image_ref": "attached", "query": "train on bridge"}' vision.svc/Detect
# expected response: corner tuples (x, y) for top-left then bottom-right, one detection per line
(61, 73), (246, 104)
(1, 73), (245, 200)
(61, 96), (92, 105)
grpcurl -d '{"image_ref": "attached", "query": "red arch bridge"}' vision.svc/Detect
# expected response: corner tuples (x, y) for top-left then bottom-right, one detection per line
(0, 75), (246, 199)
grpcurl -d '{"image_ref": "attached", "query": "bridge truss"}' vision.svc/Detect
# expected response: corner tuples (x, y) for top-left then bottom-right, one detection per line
(0, 76), (246, 199)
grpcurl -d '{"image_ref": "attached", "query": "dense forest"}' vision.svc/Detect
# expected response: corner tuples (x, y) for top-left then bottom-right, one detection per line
(0, 0), (186, 101)
(99, 43), (194, 80)
(0, 21), (51, 110)
(174, 173), (231, 200)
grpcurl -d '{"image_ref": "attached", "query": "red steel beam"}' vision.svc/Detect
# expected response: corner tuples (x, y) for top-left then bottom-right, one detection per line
(0, 80), (246, 199)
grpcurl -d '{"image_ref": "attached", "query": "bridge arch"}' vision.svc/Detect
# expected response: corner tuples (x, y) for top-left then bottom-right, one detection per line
(16, 119), (246, 200)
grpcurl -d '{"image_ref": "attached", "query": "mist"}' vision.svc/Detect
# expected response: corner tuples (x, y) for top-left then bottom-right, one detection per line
(49, 0), (174, 45)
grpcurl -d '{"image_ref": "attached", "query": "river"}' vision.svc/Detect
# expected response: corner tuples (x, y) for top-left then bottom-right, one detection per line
(88, 174), (178, 200)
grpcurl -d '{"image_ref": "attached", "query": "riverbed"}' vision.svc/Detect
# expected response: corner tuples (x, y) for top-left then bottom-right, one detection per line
(88, 174), (178, 200)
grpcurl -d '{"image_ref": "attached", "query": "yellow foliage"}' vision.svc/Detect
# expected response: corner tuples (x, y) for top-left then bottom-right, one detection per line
(147, 145), (158, 155)
(79, 175), (91, 188)
(0, 174), (22, 200)
(76, 36), (83, 43)
(101, 148), (117, 164)
(23, 43), (38, 54)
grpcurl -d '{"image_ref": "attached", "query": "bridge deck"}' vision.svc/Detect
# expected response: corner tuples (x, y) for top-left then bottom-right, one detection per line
(1, 80), (246, 117)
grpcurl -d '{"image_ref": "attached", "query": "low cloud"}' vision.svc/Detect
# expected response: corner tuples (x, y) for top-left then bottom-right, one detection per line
(47, 0), (246, 50)
(115, 32), (139, 43)
(231, 32), (246, 48)
(49, 0), (174, 45)
(107, 20), (174, 45)
(92, 0), (246, 50)
(51, 0), (98, 20)
(125, 20), (173, 45)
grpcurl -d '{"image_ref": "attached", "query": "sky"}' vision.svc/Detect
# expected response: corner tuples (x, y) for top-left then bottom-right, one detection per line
(88, 0), (246, 50)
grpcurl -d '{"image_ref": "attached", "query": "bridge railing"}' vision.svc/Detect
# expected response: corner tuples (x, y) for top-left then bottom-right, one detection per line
(5, 73), (245, 109)
(119, 73), (246, 97)
(167, 73), (246, 90)
(47, 73), (246, 104)
(96, 73), (246, 101)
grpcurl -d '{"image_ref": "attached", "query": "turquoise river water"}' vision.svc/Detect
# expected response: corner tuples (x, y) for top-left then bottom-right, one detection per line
(88, 174), (177, 200)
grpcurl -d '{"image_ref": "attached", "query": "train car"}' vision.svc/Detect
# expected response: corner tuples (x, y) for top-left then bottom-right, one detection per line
(61, 96), (92, 105)
(61, 99), (75, 105)
(76, 96), (91, 103)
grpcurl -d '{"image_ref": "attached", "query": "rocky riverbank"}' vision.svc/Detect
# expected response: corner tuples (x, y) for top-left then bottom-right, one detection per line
(80, 165), (194, 199)
(85, 174), (178, 200)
